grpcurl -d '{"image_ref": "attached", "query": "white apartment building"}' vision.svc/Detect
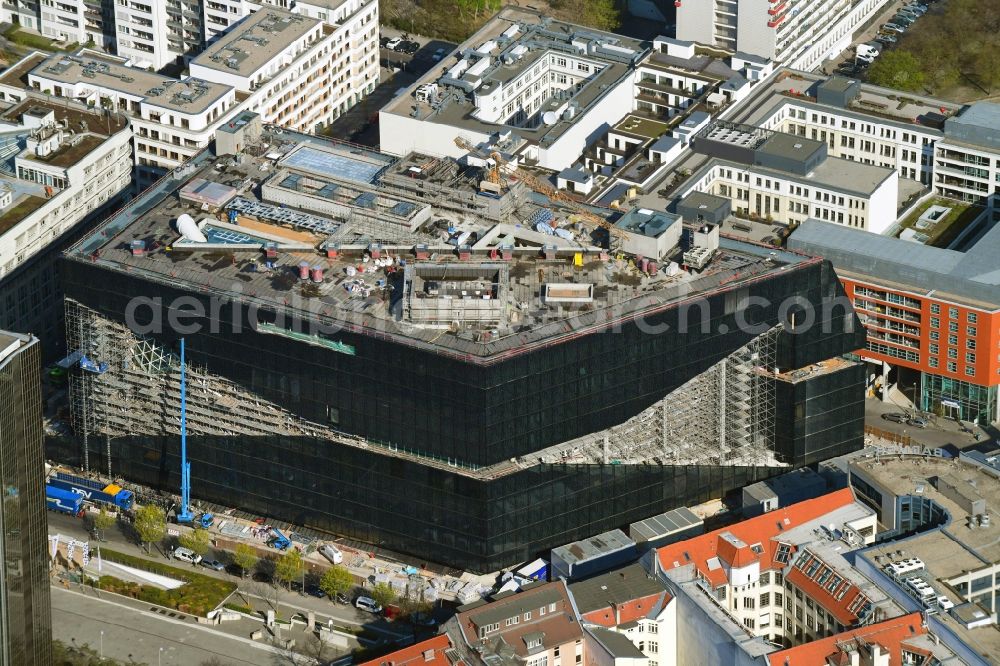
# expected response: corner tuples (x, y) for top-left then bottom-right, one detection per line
(189, 6), (378, 130)
(17, 51), (235, 182)
(678, 120), (899, 233)
(4, 0), (378, 79)
(0, 95), (133, 345)
(934, 102), (1000, 207)
(380, 7), (646, 171)
(1, 4), (376, 184)
(676, 0), (891, 71)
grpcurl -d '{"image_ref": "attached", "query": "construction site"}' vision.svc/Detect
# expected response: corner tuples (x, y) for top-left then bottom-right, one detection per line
(56, 115), (866, 571)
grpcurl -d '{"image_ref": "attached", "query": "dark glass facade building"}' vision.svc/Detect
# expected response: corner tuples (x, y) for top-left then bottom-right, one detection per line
(60, 252), (867, 571)
(0, 331), (53, 664)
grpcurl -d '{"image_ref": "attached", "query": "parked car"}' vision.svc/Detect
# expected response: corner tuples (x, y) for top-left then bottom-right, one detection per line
(200, 558), (225, 571)
(875, 34), (898, 45)
(857, 43), (880, 59)
(355, 596), (382, 614)
(305, 584), (326, 598)
(335, 592), (350, 605)
(881, 413), (908, 423)
(893, 14), (916, 26)
(907, 416), (929, 428)
(882, 23), (906, 33)
(432, 47), (447, 61)
(173, 547), (202, 565)
(379, 37), (391, 48)
(318, 544), (343, 565)
(385, 37), (402, 50)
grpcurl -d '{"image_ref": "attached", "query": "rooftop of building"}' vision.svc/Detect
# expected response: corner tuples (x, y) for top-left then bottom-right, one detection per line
(553, 529), (634, 566)
(29, 52), (232, 115)
(0, 52), (46, 90)
(65, 128), (820, 363)
(568, 562), (671, 619)
(764, 612), (957, 666)
(789, 218), (1000, 310)
(587, 627), (647, 659)
(191, 9), (320, 78)
(657, 488), (861, 586)
(0, 95), (128, 238)
(448, 582), (581, 665)
(849, 454), (1000, 568)
(943, 101), (1000, 151)
(357, 634), (454, 666)
(0, 330), (34, 366)
(381, 7), (647, 146)
(735, 70), (962, 134)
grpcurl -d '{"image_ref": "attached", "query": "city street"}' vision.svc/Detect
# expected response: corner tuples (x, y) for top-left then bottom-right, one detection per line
(53, 587), (299, 666)
(47, 511), (416, 639)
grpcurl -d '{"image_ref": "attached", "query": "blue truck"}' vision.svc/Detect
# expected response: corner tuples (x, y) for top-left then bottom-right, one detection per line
(46, 485), (85, 516)
(48, 472), (134, 510)
(268, 528), (291, 550)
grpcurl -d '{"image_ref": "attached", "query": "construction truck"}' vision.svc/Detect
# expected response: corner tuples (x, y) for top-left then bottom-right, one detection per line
(46, 485), (85, 517)
(48, 472), (134, 510)
(198, 513), (214, 529)
(268, 528), (291, 550)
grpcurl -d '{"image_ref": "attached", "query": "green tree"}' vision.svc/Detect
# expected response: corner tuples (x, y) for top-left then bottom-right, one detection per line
(274, 549), (303, 590)
(867, 50), (925, 92)
(581, 0), (620, 31)
(370, 582), (397, 609)
(232, 543), (258, 579)
(319, 565), (354, 601)
(92, 506), (115, 540)
(133, 505), (166, 554)
(178, 527), (211, 558)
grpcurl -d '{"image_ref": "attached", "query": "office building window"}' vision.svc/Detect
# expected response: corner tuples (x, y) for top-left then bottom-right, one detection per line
(949, 307), (958, 319)
(968, 312), (978, 323)
(949, 335), (958, 345)
(948, 361), (957, 372)
(949, 348), (958, 359)
(949, 322), (959, 333)
(968, 339), (977, 350)
(968, 327), (977, 337)
(929, 358), (939, 368)
(967, 353), (977, 364)
(966, 367), (976, 377)
(930, 331), (939, 341)
(930, 303), (940, 314)
(930, 343), (939, 355)
(931, 317), (940, 329)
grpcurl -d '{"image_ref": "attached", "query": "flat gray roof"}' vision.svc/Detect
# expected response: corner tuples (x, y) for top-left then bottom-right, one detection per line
(191, 9), (319, 77)
(789, 218), (1000, 309)
(30, 53), (231, 114)
(569, 562), (670, 614)
(589, 627), (646, 658)
(381, 7), (645, 147)
(629, 506), (702, 542)
(552, 529), (634, 565)
(943, 101), (1000, 151)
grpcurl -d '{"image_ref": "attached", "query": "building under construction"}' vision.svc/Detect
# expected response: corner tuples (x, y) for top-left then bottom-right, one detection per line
(59, 117), (865, 571)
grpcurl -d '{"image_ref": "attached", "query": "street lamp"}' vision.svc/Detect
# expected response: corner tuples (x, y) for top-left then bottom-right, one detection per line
(158, 647), (164, 666)
(99, 630), (103, 659)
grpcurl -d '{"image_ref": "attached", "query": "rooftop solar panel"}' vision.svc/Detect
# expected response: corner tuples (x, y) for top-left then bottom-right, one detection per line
(353, 192), (377, 208)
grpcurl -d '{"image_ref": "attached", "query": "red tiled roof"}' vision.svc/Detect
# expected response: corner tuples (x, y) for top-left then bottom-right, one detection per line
(785, 552), (869, 626)
(766, 612), (928, 666)
(657, 488), (857, 587)
(581, 592), (669, 628)
(358, 634), (454, 666)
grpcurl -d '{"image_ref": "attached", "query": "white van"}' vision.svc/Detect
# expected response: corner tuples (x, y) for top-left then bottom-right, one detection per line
(319, 544), (343, 565)
(173, 547), (202, 565)
(857, 43), (880, 59)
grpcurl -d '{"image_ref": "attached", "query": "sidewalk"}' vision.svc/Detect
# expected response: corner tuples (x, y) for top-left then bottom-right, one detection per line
(865, 395), (993, 451)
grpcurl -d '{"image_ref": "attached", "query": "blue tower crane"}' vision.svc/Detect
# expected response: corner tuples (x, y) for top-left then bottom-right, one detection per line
(175, 338), (195, 524)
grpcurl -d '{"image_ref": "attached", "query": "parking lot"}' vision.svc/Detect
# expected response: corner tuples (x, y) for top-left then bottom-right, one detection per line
(824, 0), (940, 79)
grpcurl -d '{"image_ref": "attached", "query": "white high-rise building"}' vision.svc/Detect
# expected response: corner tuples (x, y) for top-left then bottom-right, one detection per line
(2, 0), (377, 73)
(675, 0), (890, 70)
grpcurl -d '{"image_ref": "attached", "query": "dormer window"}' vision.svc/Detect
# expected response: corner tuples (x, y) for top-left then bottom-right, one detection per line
(527, 638), (542, 649)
